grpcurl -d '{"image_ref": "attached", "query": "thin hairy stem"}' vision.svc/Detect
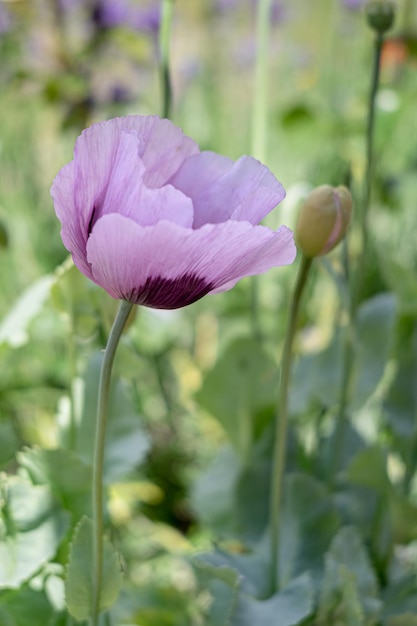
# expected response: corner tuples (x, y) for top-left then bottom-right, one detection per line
(269, 255), (313, 594)
(330, 31), (384, 480)
(91, 300), (134, 626)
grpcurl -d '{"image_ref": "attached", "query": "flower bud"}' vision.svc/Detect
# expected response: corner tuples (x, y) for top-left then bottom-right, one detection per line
(366, 1), (395, 34)
(295, 185), (352, 258)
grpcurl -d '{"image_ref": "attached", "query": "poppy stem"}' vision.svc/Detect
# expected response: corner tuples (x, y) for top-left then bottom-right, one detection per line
(355, 30), (383, 308)
(251, 0), (273, 163)
(269, 254), (313, 595)
(68, 314), (77, 451)
(159, 0), (175, 119)
(91, 299), (134, 626)
(330, 30), (384, 482)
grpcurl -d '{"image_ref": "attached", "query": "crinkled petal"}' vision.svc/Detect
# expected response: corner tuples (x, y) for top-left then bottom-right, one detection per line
(169, 152), (285, 228)
(50, 161), (93, 279)
(95, 131), (194, 228)
(139, 118), (199, 188)
(71, 116), (198, 234)
(86, 214), (296, 309)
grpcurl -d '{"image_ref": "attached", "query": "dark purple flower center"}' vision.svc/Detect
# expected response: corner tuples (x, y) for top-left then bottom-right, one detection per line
(123, 273), (214, 309)
(87, 206), (97, 237)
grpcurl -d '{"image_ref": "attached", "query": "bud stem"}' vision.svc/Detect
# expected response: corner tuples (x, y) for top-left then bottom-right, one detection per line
(331, 27), (385, 481)
(357, 31), (383, 303)
(269, 254), (313, 594)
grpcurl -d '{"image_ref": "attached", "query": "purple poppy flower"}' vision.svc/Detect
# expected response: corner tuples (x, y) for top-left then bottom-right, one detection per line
(132, 6), (160, 34)
(0, 4), (13, 35)
(342, 0), (364, 9)
(51, 116), (296, 309)
(92, 0), (160, 34)
(92, 0), (128, 29)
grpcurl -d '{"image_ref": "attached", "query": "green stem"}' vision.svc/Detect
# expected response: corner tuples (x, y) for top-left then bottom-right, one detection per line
(91, 300), (134, 626)
(250, 0), (273, 340)
(159, 0), (174, 119)
(251, 0), (273, 163)
(68, 314), (77, 451)
(331, 32), (384, 479)
(269, 255), (313, 594)
(354, 31), (383, 308)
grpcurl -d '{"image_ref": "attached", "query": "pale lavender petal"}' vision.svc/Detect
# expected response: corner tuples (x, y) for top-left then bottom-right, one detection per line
(169, 152), (285, 227)
(139, 118), (199, 188)
(95, 131), (194, 228)
(86, 214), (296, 308)
(209, 224), (295, 293)
(51, 161), (93, 279)
(72, 116), (198, 234)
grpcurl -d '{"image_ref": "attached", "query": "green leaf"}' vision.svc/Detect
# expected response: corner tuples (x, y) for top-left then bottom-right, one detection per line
(317, 562), (364, 626)
(379, 253), (417, 315)
(317, 526), (381, 623)
(386, 617), (417, 626)
(279, 474), (340, 587)
(191, 446), (241, 538)
(0, 275), (54, 348)
(289, 330), (344, 413)
(353, 293), (397, 410)
(111, 583), (197, 626)
(191, 434), (275, 546)
(197, 546), (269, 599)
(347, 446), (390, 493)
(195, 338), (277, 458)
(0, 476), (70, 589)
(290, 294), (397, 414)
(0, 421), (19, 467)
(50, 258), (102, 338)
(319, 421), (366, 478)
(194, 561), (241, 626)
(0, 586), (54, 626)
(18, 447), (92, 519)
(195, 556), (313, 625)
(346, 447), (417, 545)
(382, 319), (417, 457)
(382, 569), (417, 618)
(77, 353), (150, 483)
(65, 516), (122, 620)
(234, 450), (271, 544)
(233, 573), (314, 626)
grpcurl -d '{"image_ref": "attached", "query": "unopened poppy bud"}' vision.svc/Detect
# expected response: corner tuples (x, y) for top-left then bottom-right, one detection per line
(366, 0), (395, 34)
(295, 185), (352, 258)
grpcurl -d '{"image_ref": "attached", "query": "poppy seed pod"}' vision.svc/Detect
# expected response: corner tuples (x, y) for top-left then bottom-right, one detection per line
(295, 185), (352, 258)
(366, 0), (395, 34)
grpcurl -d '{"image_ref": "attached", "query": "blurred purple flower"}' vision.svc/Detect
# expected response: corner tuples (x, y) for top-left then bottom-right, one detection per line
(92, 0), (128, 28)
(0, 4), (13, 35)
(270, 1), (285, 25)
(92, 0), (160, 34)
(215, 0), (285, 24)
(342, 0), (364, 9)
(132, 6), (160, 34)
(51, 116), (295, 309)
(213, 0), (239, 12)
(250, 0), (285, 25)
